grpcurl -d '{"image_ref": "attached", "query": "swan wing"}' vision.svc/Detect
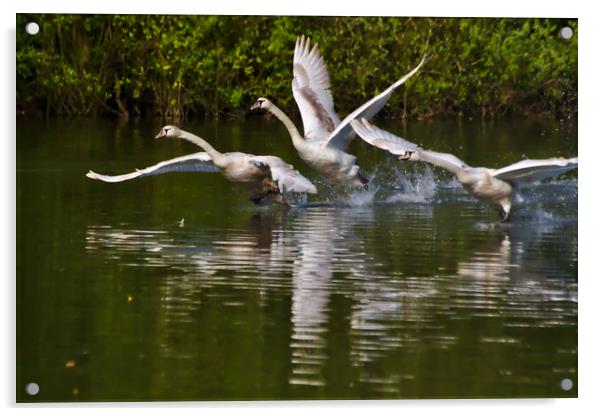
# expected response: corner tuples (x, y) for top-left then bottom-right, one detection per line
(322, 56), (426, 151)
(251, 156), (318, 194)
(292, 35), (341, 140)
(86, 152), (219, 183)
(350, 118), (422, 156)
(492, 157), (578, 183)
(351, 118), (467, 173)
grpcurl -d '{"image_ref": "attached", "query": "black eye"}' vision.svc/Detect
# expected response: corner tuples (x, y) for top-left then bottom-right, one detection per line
(164, 128), (171, 133)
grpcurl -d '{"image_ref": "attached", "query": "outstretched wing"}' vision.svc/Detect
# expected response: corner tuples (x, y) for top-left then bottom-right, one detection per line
(350, 118), (422, 156)
(493, 157), (578, 183)
(322, 56), (427, 151)
(351, 118), (467, 174)
(86, 152), (219, 183)
(292, 35), (341, 141)
(251, 156), (318, 194)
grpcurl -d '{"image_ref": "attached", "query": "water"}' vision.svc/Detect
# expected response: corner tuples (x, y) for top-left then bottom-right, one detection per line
(16, 117), (577, 401)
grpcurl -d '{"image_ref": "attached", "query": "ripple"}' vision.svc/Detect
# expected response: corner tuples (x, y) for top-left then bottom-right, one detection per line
(85, 198), (577, 392)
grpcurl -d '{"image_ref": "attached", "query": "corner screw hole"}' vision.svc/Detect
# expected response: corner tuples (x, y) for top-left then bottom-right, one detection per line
(560, 378), (573, 391)
(25, 22), (40, 36)
(559, 27), (573, 40)
(25, 382), (39, 396)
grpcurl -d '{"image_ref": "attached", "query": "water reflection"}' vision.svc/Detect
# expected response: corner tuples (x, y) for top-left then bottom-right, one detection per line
(289, 208), (379, 386)
(19, 117), (577, 400)
(84, 195), (577, 395)
(457, 233), (513, 281)
(289, 210), (334, 387)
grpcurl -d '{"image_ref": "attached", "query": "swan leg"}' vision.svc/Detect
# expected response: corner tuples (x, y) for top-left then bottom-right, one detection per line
(357, 168), (370, 188)
(348, 166), (370, 189)
(267, 192), (287, 205)
(499, 210), (511, 223)
(249, 190), (287, 205)
(497, 198), (512, 222)
(249, 192), (266, 204)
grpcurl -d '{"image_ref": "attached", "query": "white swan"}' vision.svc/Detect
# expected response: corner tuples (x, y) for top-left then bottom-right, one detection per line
(251, 35), (426, 189)
(86, 125), (317, 205)
(351, 118), (578, 221)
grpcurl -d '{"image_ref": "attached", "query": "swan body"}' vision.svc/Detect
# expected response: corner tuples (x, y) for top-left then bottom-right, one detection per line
(86, 126), (317, 205)
(351, 118), (577, 221)
(290, 133), (364, 185)
(252, 35), (425, 188)
(251, 97), (367, 188)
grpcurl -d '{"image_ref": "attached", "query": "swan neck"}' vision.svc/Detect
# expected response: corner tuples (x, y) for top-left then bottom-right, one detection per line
(267, 105), (304, 145)
(178, 130), (223, 162)
(418, 151), (463, 176)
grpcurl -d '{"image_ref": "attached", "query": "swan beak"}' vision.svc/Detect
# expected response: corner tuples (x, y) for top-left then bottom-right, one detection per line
(155, 129), (167, 139)
(250, 102), (261, 111)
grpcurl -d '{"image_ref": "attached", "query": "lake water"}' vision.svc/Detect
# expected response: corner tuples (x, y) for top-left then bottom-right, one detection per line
(16, 116), (577, 401)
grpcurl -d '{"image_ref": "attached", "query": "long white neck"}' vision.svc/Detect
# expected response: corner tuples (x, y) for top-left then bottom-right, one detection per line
(177, 130), (225, 166)
(417, 150), (464, 176)
(266, 104), (305, 148)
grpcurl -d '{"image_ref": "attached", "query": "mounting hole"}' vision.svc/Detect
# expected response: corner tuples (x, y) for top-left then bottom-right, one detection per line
(560, 378), (573, 391)
(559, 27), (573, 40)
(25, 382), (39, 396)
(25, 22), (39, 36)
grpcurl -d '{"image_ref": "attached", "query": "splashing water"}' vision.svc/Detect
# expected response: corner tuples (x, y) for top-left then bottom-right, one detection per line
(510, 178), (577, 222)
(342, 189), (377, 207)
(286, 192), (308, 207)
(304, 163), (443, 206)
(290, 163), (576, 225)
(382, 164), (438, 204)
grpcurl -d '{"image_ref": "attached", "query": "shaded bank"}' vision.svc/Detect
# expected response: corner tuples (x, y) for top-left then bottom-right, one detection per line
(17, 15), (577, 120)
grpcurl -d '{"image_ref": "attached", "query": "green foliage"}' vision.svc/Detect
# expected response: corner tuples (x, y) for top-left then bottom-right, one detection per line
(16, 15), (577, 119)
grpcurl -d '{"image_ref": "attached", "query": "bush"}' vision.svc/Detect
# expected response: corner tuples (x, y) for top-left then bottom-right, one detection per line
(16, 14), (577, 120)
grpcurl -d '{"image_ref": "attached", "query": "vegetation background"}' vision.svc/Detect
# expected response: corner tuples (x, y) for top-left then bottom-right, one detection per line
(16, 14), (577, 120)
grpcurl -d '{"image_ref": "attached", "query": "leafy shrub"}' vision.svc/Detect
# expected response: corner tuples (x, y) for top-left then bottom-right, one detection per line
(16, 15), (577, 119)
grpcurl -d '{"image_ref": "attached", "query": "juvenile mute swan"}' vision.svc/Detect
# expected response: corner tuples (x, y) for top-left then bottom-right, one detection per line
(351, 118), (577, 221)
(86, 126), (317, 205)
(251, 35), (426, 189)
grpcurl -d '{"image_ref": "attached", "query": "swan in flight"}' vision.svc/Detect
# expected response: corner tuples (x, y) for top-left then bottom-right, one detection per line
(350, 118), (577, 221)
(86, 126), (317, 205)
(251, 35), (426, 189)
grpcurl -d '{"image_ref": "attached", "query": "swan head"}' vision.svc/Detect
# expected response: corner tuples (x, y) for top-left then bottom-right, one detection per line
(155, 125), (181, 139)
(250, 97), (273, 111)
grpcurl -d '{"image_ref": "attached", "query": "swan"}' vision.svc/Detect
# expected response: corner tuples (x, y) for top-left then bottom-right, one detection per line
(86, 125), (317, 205)
(251, 35), (426, 189)
(350, 118), (578, 221)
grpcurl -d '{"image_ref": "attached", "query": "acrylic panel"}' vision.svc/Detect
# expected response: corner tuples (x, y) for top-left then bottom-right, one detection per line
(16, 14), (577, 402)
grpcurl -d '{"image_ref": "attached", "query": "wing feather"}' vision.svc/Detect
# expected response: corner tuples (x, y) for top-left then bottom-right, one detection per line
(493, 157), (578, 183)
(292, 35), (341, 140)
(350, 118), (422, 156)
(86, 152), (219, 183)
(351, 118), (467, 173)
(251, 156), (318, 194)
(323, 56), (426, 151)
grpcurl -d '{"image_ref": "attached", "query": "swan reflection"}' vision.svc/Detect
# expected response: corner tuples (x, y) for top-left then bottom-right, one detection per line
(85, 205), (576, 393)
(289, 210), (334, 386)
(288, 207), (377, 386)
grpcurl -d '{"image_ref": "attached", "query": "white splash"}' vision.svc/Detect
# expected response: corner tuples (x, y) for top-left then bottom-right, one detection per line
(383, 165), (438, 204)
(343, 189), (377, 207)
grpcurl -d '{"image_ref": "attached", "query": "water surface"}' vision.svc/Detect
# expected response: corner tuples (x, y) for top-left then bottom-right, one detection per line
(17, 117), (577, 401)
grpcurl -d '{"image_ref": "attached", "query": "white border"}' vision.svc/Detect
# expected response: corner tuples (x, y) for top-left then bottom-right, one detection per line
(4, 1), (601, 415)
(11, 0), (585, 17)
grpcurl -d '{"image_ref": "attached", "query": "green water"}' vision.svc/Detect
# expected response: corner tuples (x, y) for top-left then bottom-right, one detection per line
(16, 117), (577, 401)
